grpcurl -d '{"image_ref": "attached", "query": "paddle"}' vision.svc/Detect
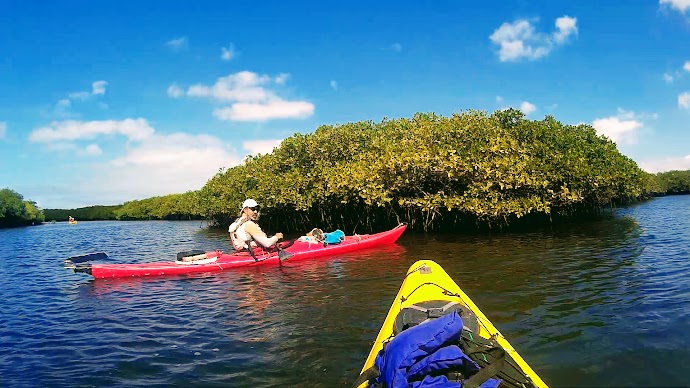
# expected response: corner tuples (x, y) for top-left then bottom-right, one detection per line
(65, 251), (109, 264)
(276, 239), (295, 262)
(277, 244), (293, 262)
(244, 240), (292, 265)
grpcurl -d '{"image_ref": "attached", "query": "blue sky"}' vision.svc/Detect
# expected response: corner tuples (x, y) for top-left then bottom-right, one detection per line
(1, 1), (690, 209)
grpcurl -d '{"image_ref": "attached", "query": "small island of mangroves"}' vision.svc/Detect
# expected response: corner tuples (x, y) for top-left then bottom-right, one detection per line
(28, 110), (690, 232)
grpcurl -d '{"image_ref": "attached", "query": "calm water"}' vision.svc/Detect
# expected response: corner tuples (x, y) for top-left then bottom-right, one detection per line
(1, 196), (690, 387)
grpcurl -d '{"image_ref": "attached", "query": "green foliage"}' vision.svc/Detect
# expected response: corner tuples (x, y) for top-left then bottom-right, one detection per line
(197, 110), (656, 232)
(44, 205), (122, 221)
(654, 170), (690, 194)
(0, 188), (25, 218)
(39, 111), (682, 231)
(0, 188), (45, 228)
(43, 192), (204, 222)
(114, 191), (203, 220)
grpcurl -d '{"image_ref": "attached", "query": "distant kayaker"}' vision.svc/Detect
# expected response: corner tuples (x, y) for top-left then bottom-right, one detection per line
(228, 199), (283, 252)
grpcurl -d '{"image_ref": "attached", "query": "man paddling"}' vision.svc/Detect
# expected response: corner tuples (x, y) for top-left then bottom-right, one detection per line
(229, 199), (283, 252)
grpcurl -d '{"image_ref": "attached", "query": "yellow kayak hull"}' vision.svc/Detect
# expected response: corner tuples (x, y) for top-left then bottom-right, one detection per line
(358, 259), (548, 388)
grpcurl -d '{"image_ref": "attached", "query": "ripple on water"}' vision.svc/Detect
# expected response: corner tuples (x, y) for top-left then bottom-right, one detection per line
(3, 202), (690, 386)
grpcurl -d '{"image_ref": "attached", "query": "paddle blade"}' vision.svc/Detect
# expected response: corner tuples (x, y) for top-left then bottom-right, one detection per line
(66, 252), (109, 264)
(278, 249), (294, 262)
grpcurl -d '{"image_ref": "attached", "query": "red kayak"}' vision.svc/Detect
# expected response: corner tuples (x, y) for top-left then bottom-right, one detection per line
(66, 224), (407, 279)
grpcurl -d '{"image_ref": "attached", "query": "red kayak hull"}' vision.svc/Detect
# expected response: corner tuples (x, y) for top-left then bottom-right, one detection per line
(89, 224), (407, 279)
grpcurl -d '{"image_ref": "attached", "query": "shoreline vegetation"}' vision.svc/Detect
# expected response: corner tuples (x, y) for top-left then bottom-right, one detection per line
(0, 188), (45, 228)
(6, 110), (690, 231)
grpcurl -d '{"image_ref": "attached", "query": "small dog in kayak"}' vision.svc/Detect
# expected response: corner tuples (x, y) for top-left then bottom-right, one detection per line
(299, 228), (325, 244)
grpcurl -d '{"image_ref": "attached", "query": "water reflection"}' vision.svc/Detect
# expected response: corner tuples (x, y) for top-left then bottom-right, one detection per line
(3, 198), (690, 387)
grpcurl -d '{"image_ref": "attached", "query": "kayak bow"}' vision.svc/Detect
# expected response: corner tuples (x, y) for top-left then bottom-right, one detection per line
(68, 223), (406, 279)
(356, 259), (548, 388)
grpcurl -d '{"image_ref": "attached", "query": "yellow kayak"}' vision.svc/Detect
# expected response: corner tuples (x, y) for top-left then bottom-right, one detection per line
(356, 259), (548, 388)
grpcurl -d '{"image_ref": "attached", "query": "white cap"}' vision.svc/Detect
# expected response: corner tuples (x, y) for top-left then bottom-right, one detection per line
(242, 198), (258, 209)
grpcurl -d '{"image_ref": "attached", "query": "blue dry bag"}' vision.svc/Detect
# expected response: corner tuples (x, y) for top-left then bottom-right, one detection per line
(323, 229), (345, 245)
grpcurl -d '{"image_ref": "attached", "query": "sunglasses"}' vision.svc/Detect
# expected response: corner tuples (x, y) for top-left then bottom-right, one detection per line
(248, 206), (261, 212)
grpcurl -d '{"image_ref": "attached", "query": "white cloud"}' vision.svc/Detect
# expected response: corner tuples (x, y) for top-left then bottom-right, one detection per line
(660, 0), (690, 12)
(330, 80), (338, 91)
(490, 20), (544, 61)
(275, 73), (289, 85)
(58, 80), (108, 118)
(68, 91), (91, 100)
(0, 122), (6, 139)
(85, 144), (102, 156)
(489, 16), (577, 62)
(615, 108), (658, 121)
(391, 43), (402, 52)
(520, 101), (537, 115)
(213, 100), (314, 122)
(187, 72), (273, 102)
(165, 37), (188, 51)
(167, 84), (183, 98)
(243, 139), (282, 155)
(221, 44), (235, 61)
(592, 112), (643, 145)
(554, 16), (578, 43)
(92, 80), (107, 95)
(29, 118), (155, 143)
(69, 80), (108, 100)
(181, 71), (314, 122)
(110, 133), (225, 167)
(663, 62), (690, 84)
(42, 142), (103, 157)
(91, 133), (241, 202)
(680, 92), (690, 109)
(639, 155), (690, 173)
(44, 142), (78, 153)
(496, 97), (539, 114)
(21, 120), (247, 207)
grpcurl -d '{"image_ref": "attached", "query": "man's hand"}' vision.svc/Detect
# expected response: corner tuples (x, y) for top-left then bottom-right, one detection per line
(276, 232), (284, 240)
